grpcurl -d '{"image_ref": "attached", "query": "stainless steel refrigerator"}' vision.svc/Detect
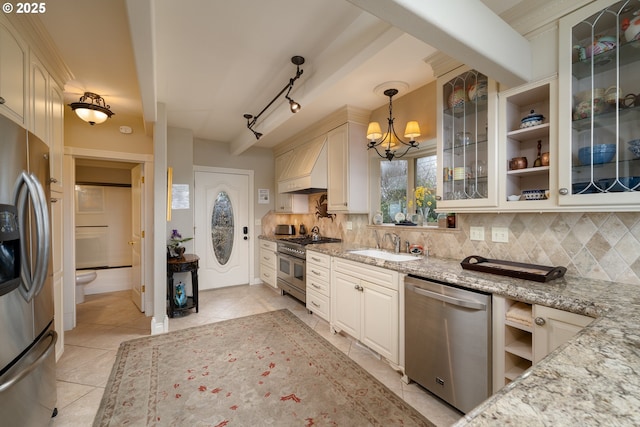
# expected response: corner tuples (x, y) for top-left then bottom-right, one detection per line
(0, 114), (57, 425)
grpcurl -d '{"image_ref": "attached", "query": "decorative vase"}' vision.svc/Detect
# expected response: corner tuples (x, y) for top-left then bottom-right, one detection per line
(174, 282), (187, 307)
(175, 246), (186, 258)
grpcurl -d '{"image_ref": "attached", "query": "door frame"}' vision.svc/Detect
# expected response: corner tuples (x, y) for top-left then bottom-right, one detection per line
(62, 147), (154, 330)
(193, 165), (255, 289)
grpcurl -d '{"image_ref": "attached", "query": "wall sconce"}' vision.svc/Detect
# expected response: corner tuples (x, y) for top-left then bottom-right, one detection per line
(68, 92), (114, 125)
(244, 56), (304, 140)
(367, 88), (420, 161)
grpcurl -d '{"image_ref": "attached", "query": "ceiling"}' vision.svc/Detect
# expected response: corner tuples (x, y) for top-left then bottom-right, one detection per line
(39, 0), (528, 153)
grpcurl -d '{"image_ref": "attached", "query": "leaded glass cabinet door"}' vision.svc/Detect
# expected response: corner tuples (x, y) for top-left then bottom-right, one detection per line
(558, 0), (640, 208)
(437, 66), (498, 211)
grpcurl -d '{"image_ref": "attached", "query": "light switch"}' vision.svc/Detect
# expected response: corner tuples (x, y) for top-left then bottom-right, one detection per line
(470, 226), (484, 241)
(492, 226), (509, 243)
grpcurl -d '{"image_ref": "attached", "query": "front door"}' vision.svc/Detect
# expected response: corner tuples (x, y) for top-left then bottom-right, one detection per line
(194, 169), (251, 289)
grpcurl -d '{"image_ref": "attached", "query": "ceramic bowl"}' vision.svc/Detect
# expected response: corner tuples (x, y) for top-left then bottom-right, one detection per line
(467, 80), (488, 103)
(628, 139), (640, 159)
(507, 195), (520, 201)
(578, 144), (616, 165)
(520, 110), (544, 128)
(448, 86), (466, 110)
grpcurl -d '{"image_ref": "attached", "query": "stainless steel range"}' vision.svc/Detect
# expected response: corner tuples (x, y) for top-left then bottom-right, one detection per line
(277, 236), (341, 303)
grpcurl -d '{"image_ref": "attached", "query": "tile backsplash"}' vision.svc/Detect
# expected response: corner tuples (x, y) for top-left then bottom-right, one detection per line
(261, 194), (640, 286)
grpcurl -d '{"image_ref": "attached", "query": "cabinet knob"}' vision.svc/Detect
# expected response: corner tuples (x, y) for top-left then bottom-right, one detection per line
(435, 195), (442, 201)
(559, 188), (569, 196)
(50, 198), (59, 203)
(49, 177), (58, 183)
(534, 317), (546, 326)
(0, 96), (5, 104)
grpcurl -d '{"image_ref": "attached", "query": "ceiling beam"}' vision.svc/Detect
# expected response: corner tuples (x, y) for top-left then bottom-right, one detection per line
(347, 0), (532, 86)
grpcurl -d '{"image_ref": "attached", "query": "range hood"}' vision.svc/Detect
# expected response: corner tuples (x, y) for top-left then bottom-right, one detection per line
(278, 136), (327, 194)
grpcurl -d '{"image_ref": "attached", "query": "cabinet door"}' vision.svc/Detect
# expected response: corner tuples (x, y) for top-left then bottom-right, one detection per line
(437, 66), (498, 210)
(361, 280), (398, 363)
(30, 55), (48, 142)
(331, 271), (360, 337)
(274, 192), (309, 213)
(533, 304), (593, 363)
(558, 0), (640, 207)
(0, 19), (26, 125)
(327, 123), (349, 211)
(49, 83), (64, 192)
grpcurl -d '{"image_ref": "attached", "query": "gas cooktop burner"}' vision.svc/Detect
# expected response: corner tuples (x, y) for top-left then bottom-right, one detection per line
(279, 236), (342, 245)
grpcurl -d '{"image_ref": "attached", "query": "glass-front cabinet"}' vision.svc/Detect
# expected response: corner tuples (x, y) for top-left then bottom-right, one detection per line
(437, 66), (498, 210)
(558, 0), (640, 208)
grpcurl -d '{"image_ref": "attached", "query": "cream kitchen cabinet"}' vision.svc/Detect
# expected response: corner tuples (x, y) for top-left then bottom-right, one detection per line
(29, 53), (48, 142)
(331, 257), (399, 364)
(437, 66), (499, 211)
(0, 16), (26, 126)
(498, 76), (557, 209)
(326, 122), (368, 213)
(274, 192), (309, 214)
(492, 295), (593, 391)
(306, 250), (331, 322)
(259, 240), (277, 289)
(50, 194), (64, 359)
(558, 0), (640, 209)
(48, 82), (64, 192)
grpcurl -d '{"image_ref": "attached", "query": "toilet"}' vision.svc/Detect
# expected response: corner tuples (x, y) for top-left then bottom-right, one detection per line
(75, 270), (97, 303)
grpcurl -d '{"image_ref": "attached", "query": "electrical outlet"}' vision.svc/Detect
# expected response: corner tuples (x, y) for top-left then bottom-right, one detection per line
(492, 226), (509, 243)
(346, 221), (353, 230)
(470, 226), (485, 241)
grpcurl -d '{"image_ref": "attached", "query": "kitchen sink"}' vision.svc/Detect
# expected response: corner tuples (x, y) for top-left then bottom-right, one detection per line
(348, 249), (422, 262)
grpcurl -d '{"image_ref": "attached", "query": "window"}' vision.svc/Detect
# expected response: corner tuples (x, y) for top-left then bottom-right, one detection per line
(377, 149), (438, 224)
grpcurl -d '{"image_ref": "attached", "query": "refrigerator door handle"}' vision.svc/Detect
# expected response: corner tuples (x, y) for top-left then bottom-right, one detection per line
(0, 330), (57, 393)
(13, 172), (50, 302)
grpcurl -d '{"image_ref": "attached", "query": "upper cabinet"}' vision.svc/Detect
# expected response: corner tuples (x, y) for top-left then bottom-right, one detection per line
(558, 0), (640, 208)
(327, 122), (368, 213)
(437, 66), (499, 210)
(498, 77), (558, 210)
(0, 17), (27, 126)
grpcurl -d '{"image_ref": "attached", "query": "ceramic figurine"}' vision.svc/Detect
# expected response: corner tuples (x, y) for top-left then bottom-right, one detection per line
(175, 282), (187, 307)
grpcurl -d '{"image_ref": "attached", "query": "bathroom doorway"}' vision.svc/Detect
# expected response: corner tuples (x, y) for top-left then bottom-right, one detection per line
(63, 150), (153, 331)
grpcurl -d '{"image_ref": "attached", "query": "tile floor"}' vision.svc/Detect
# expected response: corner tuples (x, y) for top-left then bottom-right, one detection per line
(53, 284), (462, 426)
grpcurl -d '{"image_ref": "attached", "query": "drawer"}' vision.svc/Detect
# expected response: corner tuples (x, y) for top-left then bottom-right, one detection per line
(307, 274), (329, 297)
(333, 257), (398, 291)
(259, 248), (277, 265)
(306, 289), (329, 322)
(260, 265), (277, 288)
(307, 263), (330, 284)
(306, 250), (330, 268)
(259, 240), (277, 251)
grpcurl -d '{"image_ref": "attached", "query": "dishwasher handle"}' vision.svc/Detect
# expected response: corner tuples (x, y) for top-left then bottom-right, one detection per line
(406, 283), (487, 311)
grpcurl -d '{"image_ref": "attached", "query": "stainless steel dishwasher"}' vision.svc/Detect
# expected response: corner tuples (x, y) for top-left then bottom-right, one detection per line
(405, 275), (491, 413)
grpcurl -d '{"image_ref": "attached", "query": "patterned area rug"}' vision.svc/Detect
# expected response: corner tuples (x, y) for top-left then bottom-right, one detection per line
(94, 309), (433, 426)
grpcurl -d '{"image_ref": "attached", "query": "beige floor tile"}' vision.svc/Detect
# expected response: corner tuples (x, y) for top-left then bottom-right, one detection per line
(55, 381), (97, 411)
(52, 387), (105, 426)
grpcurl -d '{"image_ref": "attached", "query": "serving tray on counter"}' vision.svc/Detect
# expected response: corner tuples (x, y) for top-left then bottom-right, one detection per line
(460, 255), (566, 282)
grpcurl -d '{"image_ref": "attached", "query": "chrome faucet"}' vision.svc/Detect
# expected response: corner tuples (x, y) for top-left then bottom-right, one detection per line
(384, 232), (400, 253)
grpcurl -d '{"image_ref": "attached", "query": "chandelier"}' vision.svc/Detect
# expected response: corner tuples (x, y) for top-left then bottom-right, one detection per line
(367, 88), (420, 161)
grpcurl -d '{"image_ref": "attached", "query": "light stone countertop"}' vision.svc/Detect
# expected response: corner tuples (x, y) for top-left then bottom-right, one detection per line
(260, 236), (640, 425)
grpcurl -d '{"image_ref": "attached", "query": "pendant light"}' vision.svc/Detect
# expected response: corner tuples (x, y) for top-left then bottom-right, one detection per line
(367, 88), (420, 161)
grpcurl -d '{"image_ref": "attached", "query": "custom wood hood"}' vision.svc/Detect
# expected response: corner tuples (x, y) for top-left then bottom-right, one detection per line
(277, 135), (328, 194)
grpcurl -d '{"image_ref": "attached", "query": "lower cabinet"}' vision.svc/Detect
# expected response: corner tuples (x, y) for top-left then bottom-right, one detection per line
(306, 250), (331, 321)
(493, 295), (593, 391)
(331, 258), (399, 364)
(259, 240), (277, 289)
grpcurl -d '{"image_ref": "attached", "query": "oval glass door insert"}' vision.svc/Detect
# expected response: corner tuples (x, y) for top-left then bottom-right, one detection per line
(211, 191), (234, 265)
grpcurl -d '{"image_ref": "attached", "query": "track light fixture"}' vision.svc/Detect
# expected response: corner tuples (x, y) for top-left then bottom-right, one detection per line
(244, 56), (304, 139)
(367, 88), (420, 161)
(68, 92), (114, 125)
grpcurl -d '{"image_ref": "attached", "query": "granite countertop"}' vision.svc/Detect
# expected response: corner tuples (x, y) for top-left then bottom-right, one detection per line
(259, 236), (640, 425)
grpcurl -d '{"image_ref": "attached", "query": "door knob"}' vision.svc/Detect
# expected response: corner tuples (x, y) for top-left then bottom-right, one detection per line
(534, 317), (546, 326)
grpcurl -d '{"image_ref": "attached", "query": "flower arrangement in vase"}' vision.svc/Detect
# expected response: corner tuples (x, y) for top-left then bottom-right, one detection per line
(411, 186), (437, 224)
(167, 229), (192, 258)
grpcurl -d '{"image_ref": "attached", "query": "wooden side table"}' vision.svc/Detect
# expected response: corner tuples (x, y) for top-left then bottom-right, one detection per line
(167, 254), (199, 318)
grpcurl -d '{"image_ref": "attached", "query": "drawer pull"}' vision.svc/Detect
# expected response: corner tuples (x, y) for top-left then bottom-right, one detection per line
(311, 269), (321, 276)
(311, 301), (320, 307)
(311, 257), (322, 262)
(311, 283), (321, 289)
